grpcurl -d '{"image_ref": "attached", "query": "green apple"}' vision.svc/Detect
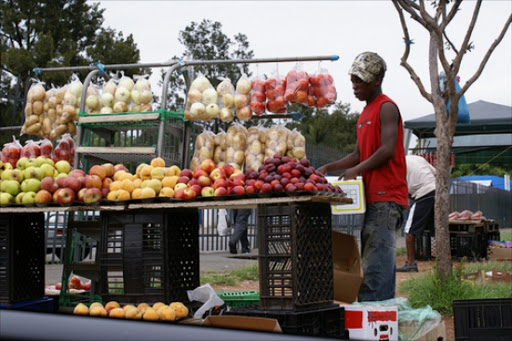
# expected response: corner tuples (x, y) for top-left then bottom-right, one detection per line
(54, 172), (68, 180)
(0, 192), (13, 205)
(55, 160), (71, 174)
(36, 156), (51, 166)
(1, 180), (21, 196)
(15, 192), (25, 204)
(16, 157), (30, 170)
(26, 158), (42, 168)
(21, 178), (41, 193)
(40, 163), (56, 177)
(21, 191), (36, 204)
(23, 166), (45, 181)
(1, 169), (23, 182)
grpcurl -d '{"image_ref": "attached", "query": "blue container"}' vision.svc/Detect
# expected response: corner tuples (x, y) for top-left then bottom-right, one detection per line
(0, 296), (55, 313)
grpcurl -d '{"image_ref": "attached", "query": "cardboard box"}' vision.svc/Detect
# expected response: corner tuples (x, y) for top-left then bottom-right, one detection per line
(345, 305), (398, 340)
(332, 231), (363, 303)
(202, 315), (282, 333)
(487, 247), (512, 261)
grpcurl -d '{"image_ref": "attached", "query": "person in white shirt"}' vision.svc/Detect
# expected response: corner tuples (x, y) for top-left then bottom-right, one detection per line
(397, 155), (436, 272)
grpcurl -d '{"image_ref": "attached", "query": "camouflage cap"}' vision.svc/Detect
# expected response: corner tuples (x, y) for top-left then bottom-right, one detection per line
(348, 52), (387, 83)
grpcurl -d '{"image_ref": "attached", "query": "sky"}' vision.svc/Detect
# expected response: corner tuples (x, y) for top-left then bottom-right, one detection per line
(93, 0), (511, 125)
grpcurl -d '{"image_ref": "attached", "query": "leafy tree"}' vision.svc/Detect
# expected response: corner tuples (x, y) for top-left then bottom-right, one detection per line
(0, 0), (141, 144)
(451, 163), (510, 178)
(392, 0), (511, 279)
(158, 19), (254, 115)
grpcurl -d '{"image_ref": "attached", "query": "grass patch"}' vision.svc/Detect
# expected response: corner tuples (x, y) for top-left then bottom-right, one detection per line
(200, 264), (259, 287)
(396, 246), (407, 256)
(498, 231), (511, 241)
(400, 260), (512, 316)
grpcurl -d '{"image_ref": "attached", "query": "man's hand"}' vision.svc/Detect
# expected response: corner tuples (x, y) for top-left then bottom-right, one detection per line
(339, 167), (358, 181)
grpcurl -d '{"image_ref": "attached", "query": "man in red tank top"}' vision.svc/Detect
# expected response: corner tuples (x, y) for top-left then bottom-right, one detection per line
(318, 52), (407, 302)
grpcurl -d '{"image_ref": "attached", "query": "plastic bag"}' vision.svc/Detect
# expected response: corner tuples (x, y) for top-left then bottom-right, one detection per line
(249, 69), (266, 116)
(245, 125), (267, 171)
(445, 75), (470, 124)
(187, 283), (225, 319)
(53, 133), (75, 165)
(265, 66), (287, 114)
(265, 125), (289, 159)
(20, 140), (41, 159)
(217, 209), (229, 236)
(235, 74), (252, 121)
(213, 131), (227, 167)
(1, 136), (22, 168)
(184, 73), (212, 121)
(309, 64), (337, 108)
(21, 81), (46, 137)
(285, 63), (309, 105)
(39, 139), (53, 159)
(100, 79), (117, 114)
(189, 131), (216, 170)
(84, 84), (101, 114)
(216, 78), (235, 123)
(224, 123), (248, 170)
(113, 73), (132, 113)
(286, 128), (306, 160)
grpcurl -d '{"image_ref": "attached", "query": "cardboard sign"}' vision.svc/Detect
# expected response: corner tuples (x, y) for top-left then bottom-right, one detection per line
(327, 176), (366, 215)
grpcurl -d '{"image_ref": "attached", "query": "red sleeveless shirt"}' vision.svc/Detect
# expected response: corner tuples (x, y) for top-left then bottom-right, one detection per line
(357, 94), (408, 208)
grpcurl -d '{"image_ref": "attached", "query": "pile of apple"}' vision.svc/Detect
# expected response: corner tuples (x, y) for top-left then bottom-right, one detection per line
(56, 275), (91, 291)
(73, 300), (189, 321)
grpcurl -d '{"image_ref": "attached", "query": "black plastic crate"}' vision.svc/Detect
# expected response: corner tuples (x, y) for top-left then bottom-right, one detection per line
(258, 202), (333, 310)
(415, 230), (434, 260)
(0, 213), (45, 304)
(454, 233), (486, 261)
(453, 298), (512, 341)
(99, 208), (199, 304)
(226, 304), (346, 338)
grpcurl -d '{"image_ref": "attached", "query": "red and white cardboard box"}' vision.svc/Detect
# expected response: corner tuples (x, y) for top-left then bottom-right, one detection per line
(344, 305), (398, 340)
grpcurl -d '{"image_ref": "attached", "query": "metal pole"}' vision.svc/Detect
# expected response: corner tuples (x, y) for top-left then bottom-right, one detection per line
(36, 61), (182, 73)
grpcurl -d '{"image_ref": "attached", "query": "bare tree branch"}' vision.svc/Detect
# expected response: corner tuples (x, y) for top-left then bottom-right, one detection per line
(392, 0), (432, 102)
(452, 0), (482, 76)
(441, 0), (463, 30)
(460, 13), (512, 96)
(395, 0), (427, 27)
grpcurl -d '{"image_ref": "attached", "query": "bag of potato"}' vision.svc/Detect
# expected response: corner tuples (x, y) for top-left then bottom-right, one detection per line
(265, 125), (289, 159)
(100, 78), (117, 114)
(185, 73), (213, 121)
(234, 74), (252, 121)
(132, 74), (153, 112)
(264, 67), (287, 114)
(213, 131), (227, 167)
(216, 78), (235, 123)
(308, 64), (337, 108)
(21, 81), (46, 137)
(50, 74), (81, 140)
(224, 123), (248, 170)
(284, 63), (309, 105)
(189, 130), (216, 170)
(249, 69), (266, 116)
(286, 128), (306, 160)
(245, 125), (267, 172)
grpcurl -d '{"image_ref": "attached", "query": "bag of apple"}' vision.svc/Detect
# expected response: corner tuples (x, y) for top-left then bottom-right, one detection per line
(249, 70), (267, 116)
(189, 130), (215, 170)
(84, 84), (101, 114)
(225, 123), (248, 170)
(216, 78), (235, 123)
(284, 63), (309, 105)
(286, 128), (306, 160)
(184, 73), (212, 121)
(1, 136), (22, 168)
(100, 78), (117, 114)
(265, 67), (287, 114)
(265, 125), (289, 160)
(132, 74), (153, 112)
(53, 133), (75, 165)
(308, 65), (337, 108)
(245, 125), (267, 172)
(39, 139), (53, 159)
(213, 131), (227, 167)
(234, 74), (252, 121)
(21, 81), (47, 138)
(113, 74), (134, 113)
(20, 140), (41, 159)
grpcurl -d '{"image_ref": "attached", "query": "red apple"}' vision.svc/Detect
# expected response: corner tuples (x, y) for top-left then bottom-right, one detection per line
(40, 176), (58, 194)
(56, 176), (68, 188)
(84, 174), (102, 189)
(222, 164), (235, 177)
(64, 176), (81, 193)
(177, 176), (190, 185)
(212, 178), (228, 190)
(261, 183), (273, 193)
(84, 188), (102, 204)
(209, 168), (226, 181)
(304, 183), (316, 191)
(77, 188), (87, 202)
(245, 185), (256, 194)
(101, 187), (109, 197)
(230, 178), (245, 187)
(35, 190), (53, 204)
(190, 184), (202, 196)
(114, 163), (128, 173)
(188, 178), (198, 187)
(201, 186), (215, 197)
(197, 175), (212, 187)
(53, 188), (75, 204)
(89, 165), (107, 179)
(232, 185), (245, 196)
(273, 183), (284, 192)
(102, 177), (113, 189)
(214, 187), (227, 197)
(180, 169), (193, 179)
(69, 169), (86, 178)
(102, 163), (115, 177)
(193, 167), (208, 179)
(200, 159), (216, 174)
(174, 188), (186, 199)
(183, 187), (197, 200)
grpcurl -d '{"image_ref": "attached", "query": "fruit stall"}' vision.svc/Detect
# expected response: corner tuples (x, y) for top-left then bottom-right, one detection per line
(0, 55), (358, 339)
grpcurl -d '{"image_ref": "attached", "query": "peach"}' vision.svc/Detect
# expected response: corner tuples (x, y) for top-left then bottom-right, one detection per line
(122, 304), (136, 312)
(152, 302), (166, 311)
(142, 308), (159, 321)
(158, 306), (176, 321)
(135, 163), (147, 178)
(146, 179), (162, 194)
(167, 165), (181, 177)
(125, 307), (142, 320)
(73, 303), (89, 315)
(131, 188), (142, 199)
(110, 180), (122, 191)
(113, 170), (127, 181)
(107, 190), (118, 201)
(121, 178), (135, 193)
(159, 187), (175, 198)
(89, 302), (104, 310)
(105, 301), (120, 311)
(170, 302), (189, 319)
(137, 303), (150, 311)
(118, 171), (134, 181)
(150, 157), (165, 168)
(89, 306), (107, 317)
(162, 176), (179, 189)
(133, 178), (142, 188)
(140, 165), (153, 180)
(109, 307), (125, 318)
(150, 167), (165, 180)
(140, 187), (156, 198)
(116, 189), (130, 201)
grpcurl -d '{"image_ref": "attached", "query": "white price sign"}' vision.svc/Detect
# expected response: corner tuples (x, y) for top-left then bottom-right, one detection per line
(326, 176), (366, 215)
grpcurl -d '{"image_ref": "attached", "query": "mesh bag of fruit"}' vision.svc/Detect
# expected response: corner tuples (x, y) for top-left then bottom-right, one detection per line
(132, 74), (153, 112)
(216, 78), (235, 123)
(100, 78), (117, 114)
(234, 74), (252, 121)
(185, 73), (212, 121)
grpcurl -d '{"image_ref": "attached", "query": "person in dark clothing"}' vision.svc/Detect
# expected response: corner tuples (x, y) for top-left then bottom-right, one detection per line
(229, 209), (251, 254)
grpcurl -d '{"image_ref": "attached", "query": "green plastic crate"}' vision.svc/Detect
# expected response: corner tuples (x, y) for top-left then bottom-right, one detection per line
(216, 290), (260, 308)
